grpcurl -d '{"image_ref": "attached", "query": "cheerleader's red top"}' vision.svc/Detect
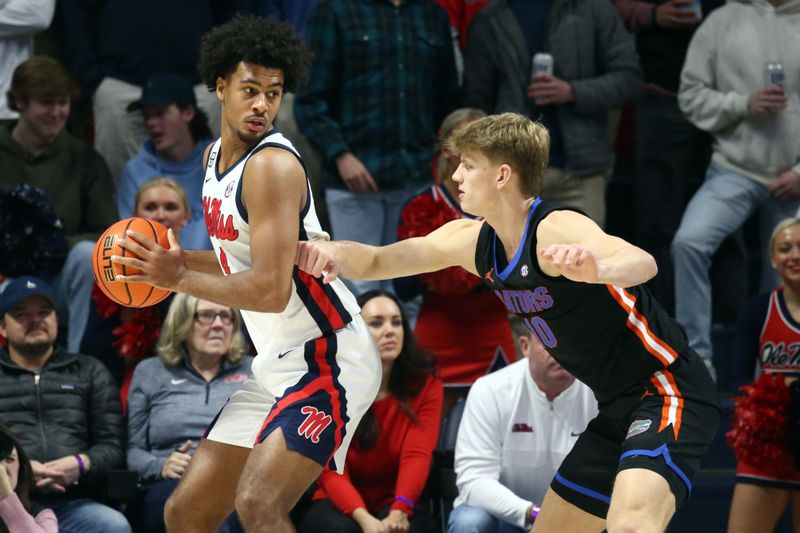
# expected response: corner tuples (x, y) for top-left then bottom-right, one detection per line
(313, 375), (443, 515)
(397, 185), (516, 388)
(732, 288), (800, 486)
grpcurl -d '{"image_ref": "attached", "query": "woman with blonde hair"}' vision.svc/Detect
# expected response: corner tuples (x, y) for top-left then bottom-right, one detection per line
(396, 108), (516, 414)
(126, 293), (252, 533)
(728, 217), (800, 532)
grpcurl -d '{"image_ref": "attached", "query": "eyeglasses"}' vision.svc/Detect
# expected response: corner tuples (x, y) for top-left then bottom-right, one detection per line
(194, 310), (234, 325)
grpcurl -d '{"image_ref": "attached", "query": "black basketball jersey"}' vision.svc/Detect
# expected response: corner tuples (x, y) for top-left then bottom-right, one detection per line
(474, 198), (689, 402)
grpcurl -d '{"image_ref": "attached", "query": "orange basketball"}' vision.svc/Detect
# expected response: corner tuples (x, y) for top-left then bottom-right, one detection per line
(92, 217), (172, 308)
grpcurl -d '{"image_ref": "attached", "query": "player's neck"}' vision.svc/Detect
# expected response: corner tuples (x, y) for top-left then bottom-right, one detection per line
(218, 129), (261, 173)
(488, 196), (537, 263)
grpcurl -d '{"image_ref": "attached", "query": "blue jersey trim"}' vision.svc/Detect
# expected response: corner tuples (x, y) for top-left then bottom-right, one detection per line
(494, 197), (541, 281)
(619, 444), (693, 493)
(554, 472), (611, 504)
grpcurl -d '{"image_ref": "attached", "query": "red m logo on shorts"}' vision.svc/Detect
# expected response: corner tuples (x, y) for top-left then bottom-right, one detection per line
(298, 406), (332, 443)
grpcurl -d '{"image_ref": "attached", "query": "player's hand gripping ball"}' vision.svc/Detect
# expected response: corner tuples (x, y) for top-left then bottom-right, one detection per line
(92, 218), (172, 307)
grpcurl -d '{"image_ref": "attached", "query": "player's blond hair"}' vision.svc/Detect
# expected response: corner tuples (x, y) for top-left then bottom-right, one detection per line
(445, 112), (550, 197)
(157, 293), (246, 367)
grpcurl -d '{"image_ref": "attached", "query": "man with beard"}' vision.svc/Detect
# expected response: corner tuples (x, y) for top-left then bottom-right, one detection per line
(0, 276), (128, 532)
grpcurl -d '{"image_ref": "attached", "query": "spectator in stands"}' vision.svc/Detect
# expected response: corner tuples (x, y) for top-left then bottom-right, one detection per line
(396, 107), (515, 415)
(727, 217), (800, 533)
(612, 0), (734, 317)
(0, 276), (130, 533)
(0, 55), (117, 353)
(296, 290), (442, 533)
(464, 0), (641, 227)
(448, 317), (597, 533)
(56, 0), (236, 181)
(126, 293), (252, 533)
(251, 1), (319, 36)
(0, 424), (58, 532)
(295, 0), (460, 293)
(117, 73), (213, 250)
(82, 178), (190, 399)
(0, 1), (55, 123)
(673, 0), (800, 378)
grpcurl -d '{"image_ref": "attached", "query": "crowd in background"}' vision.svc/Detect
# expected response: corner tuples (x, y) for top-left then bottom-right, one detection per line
(0, 0), (798, 531)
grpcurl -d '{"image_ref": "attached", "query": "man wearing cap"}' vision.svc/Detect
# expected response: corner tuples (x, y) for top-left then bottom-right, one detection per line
(0, 276), (130, 533)
(116, 73), (214, 250)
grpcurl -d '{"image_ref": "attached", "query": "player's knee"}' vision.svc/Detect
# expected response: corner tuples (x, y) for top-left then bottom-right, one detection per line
(606, 510), (666, 533)
(235, 489), (284, 527)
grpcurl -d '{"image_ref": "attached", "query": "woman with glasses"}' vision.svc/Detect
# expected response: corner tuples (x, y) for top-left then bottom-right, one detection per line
(125, 293), (253, 533)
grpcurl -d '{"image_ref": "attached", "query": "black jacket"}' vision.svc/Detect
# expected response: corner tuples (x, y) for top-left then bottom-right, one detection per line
(0, 348), (124, 498)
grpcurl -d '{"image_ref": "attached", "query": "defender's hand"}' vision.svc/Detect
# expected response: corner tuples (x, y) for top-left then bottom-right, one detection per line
(112, 228), (186, 290)
(540, 244), (600, 283)
(296, 241), (340, 284)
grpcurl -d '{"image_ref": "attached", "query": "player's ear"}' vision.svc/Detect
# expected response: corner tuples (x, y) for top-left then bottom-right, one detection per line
(496, 163), (513, 189)
(215, 76), (226, 100)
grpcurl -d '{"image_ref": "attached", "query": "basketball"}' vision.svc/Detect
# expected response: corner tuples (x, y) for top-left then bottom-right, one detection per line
(92, 217), (172, 308)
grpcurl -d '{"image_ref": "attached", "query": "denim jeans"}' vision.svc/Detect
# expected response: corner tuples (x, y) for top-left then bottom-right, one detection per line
(47, 498), (132, 533)
(52, 241), (95, 353)
(325, 184), (420, 295)
(672, 163), (800, 364)
(447, 505), (525, 533)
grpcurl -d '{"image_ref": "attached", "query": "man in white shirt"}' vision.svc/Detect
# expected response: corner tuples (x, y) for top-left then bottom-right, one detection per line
(448, 319), (598, 532)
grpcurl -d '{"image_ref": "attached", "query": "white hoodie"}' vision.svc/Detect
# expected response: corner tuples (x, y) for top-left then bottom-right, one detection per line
(679, 0), (800, 185)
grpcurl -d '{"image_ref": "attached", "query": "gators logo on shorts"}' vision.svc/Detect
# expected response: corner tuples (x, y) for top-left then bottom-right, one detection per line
(626, 419), (652, 440)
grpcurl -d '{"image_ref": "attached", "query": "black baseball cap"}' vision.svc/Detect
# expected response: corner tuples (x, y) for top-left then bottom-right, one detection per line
(0, 276), (56, 317)
(127, 73), (196, 112)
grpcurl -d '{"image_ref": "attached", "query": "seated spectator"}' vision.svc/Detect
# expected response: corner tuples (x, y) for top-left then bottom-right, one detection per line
(296, 290), (443, 533)
(0, 276), (130, 533)
(126, 293), (252, 533)
(673, 0), (800, 378)
(0, 424), (58, 532)
(448, 318), (597, 532)
(117, 73), (213, 250)
(396, 107), (515, 415)
(0, 56), (117, 352)
(727, 217), (800, 533)
(82, 178), (191, 400)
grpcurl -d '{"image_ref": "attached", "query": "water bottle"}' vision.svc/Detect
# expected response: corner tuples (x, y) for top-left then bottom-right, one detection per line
(764, 62), (785, 88)
(531, 53), (554, 77)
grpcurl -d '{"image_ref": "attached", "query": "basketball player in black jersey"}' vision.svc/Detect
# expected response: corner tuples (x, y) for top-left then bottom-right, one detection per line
(296, 112), (720, 532)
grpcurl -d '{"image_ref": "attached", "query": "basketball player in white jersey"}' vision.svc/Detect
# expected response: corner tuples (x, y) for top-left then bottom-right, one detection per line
(111, 16), (381, 532)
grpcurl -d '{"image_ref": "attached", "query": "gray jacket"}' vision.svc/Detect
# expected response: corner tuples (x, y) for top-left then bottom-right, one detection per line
(465, 0), (641, 176)
(126, 353), (253, 482)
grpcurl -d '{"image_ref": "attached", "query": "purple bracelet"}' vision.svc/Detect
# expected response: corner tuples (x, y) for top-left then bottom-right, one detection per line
(74, 454), (85, 476)
(394, 495), (415, 509)
(530, 504), (541, 524)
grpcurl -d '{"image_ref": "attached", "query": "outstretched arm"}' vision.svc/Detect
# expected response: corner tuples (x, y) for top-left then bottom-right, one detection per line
(537, 210), (657, 288)
(296, 218), (482, 284)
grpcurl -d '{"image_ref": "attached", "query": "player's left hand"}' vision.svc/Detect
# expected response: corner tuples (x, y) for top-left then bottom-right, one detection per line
(112, 228), (186, 290)
(295, 241), (341, 284)
(540, 244), (600, 283)
(381, 510), (410, 533)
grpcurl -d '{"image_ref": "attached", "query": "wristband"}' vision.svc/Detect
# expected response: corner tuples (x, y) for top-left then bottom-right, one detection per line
(529, 504), (541, 525)
(394, 495), (415, 510)
(74, 454), (85, 476)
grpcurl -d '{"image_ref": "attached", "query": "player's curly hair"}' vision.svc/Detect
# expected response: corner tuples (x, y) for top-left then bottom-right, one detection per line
(198, 15), (312, 93)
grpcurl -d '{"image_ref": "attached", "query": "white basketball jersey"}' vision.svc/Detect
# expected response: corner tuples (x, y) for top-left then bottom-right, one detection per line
(201, 131), (360, 354)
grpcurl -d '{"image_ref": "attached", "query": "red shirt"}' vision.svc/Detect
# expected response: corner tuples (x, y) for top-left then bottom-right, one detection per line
(432, 0), (491, 49)
(313, 376), (443, 516)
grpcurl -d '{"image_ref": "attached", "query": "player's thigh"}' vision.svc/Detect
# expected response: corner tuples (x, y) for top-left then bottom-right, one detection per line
(727, 483), (789, 533)
(168, 438), (251, 516)
(532, 487), (606, 533)
(606, 468), (675, 533)
(236, 426), (323, 511)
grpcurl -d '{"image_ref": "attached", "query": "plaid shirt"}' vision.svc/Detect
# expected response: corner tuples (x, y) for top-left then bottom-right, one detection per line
(295, 0), (460, 190)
